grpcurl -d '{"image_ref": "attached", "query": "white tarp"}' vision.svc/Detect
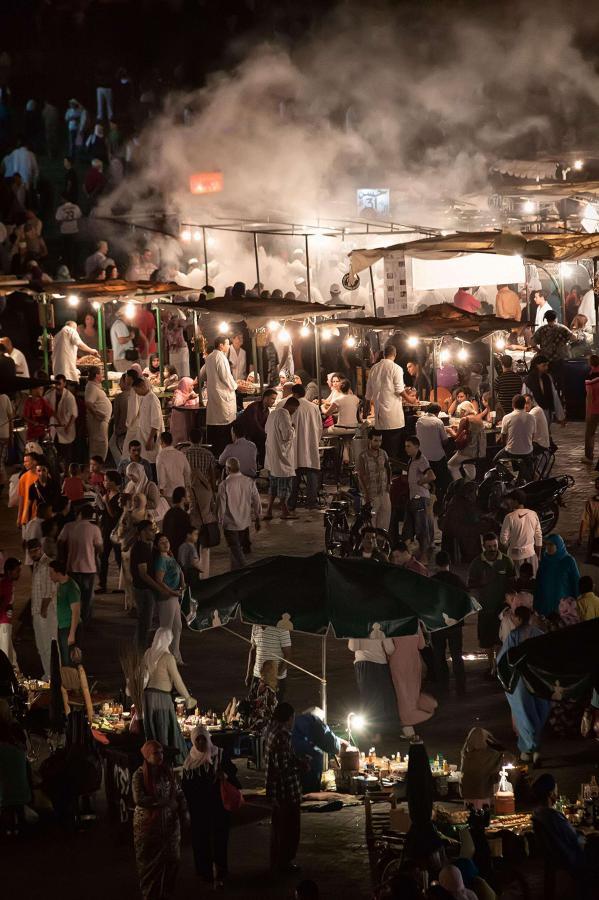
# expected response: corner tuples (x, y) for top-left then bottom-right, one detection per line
(410, 251), (525, 291)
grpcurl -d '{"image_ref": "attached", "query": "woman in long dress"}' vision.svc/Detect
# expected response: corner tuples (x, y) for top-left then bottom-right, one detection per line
(181, 725), (241, 888)
(534, 534), (580, 617)
(388, 626), (437, 739)
(497, 606), (550, 765)
(132, 740), (187, 900)
(142, 627), (196, 763)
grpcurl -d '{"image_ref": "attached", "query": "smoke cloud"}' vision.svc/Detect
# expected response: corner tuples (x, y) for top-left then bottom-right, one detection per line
(99, 0), (599, 298)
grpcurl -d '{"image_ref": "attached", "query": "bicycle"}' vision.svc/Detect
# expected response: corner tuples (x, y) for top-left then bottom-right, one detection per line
(323, 499), (390, 557)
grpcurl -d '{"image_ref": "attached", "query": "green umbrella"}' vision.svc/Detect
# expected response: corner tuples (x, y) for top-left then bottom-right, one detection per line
(183, 552), (476, 637)
(497, 619), (599, 701)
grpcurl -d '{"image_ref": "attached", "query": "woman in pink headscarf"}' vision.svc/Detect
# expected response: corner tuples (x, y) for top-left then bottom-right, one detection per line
(172, 376), (199, 408)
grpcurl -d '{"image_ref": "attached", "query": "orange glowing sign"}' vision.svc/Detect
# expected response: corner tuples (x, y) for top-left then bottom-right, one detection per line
(189, 172), (224, 195)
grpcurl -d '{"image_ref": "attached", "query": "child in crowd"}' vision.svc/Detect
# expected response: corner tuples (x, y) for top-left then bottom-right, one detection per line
(177, 525), (202, 585)
(577, 575), (599, 621)
(62, 463), (85, 502)
(87, 455), (105, 491)
(41, 518), (59, 560)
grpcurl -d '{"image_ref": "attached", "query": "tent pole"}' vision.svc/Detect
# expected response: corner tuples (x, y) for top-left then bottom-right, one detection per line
(41, 293), (49, 374)
(251, 332), (260, 386)
(594, 258), (599, 352)
(314, 322), (322, 406)
(155, 304), (163, 386)
(193, 310), (202, 380)
(369, 266), (378, 318)
(432, 340), (437, 402)
(97, 303), (109, 391)
(305, 234), (311, 302)
(321, 634), (327, 720)
(489, 338), (496, 409)
(202, 227), (209, 287)
(253, 233), (261, 291)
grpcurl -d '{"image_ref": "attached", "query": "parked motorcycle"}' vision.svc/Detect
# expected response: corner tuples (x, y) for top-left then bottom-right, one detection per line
(475, 461), (574, 535)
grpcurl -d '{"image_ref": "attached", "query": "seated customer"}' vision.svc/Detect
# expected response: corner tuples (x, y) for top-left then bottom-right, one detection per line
(532, 773), (584, 871)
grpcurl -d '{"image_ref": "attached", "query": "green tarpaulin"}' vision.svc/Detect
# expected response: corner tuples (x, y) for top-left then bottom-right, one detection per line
(497, 619), (599, 701)
(183, 552), (477, 638)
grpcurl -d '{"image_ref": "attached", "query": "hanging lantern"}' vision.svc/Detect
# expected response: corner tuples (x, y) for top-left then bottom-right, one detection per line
(189, 172), (224, 195)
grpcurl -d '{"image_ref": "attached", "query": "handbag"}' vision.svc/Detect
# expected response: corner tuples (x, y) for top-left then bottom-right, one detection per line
(200, 521), (221, 548)
(124, 348), (139, 361)
(454, 420), (470, 450)
(218, 751), (244, 812)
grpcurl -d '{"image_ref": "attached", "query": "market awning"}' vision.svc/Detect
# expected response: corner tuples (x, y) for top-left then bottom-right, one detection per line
(497, 619), (599, 701)
(187, 297), (361, 328)
(182, 552), (477, 637)
(490, 159), (559, 180)
(330, 303), (520, 339)
(0, 279), (198, 300)
(348, 230), (599, 276)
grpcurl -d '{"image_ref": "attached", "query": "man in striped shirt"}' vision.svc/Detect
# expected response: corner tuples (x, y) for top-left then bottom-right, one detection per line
(182, 427), (218, 483)
(496, 356), (523, 417)
(247, 624), (292, 698)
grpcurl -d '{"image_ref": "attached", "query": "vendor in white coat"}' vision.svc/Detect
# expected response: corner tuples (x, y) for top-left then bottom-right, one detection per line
(132, 376), (163, 463)
(45, 374), (78, 464)
(264, 396), (299, 520)
(52, 320), (99, 382)
(365, 344), (416, 460)
(288, 384), (323, 510)
(228, 332), (247, 381)
(199, 335), (238, 457)
(85, 366), (113, 460)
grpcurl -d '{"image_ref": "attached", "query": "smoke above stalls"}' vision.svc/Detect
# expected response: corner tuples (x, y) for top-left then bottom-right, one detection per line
(99, 0), (599, 296)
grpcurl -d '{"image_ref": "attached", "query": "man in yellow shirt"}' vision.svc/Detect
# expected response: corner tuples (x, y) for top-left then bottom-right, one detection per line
(577, 575), (599, 621)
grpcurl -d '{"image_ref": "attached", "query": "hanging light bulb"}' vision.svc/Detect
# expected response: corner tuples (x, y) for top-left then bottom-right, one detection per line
(321, 327), (332, 341)
(495, 336), (506, 351)
(457, 346), (468, 362)
(91, 301), (101, 311)
(192, 229), (202, 241)
(439, 349), (450, 365)
(124, 302), (136, 320)
(345, 335), (356, 348)
(407, 335), (419, 348)
(574, 159), (584, 171)
(267, 320), (280, 332)
(300, 323), (311, 338)
(67, 294), (79, 307)
(180, 228), (192, 242)
(278, 328), (291, 343)
(219, 321), (230, 334)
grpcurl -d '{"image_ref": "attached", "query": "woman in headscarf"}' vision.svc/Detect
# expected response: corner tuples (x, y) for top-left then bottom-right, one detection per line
(522, 354), (564, 432)
(438, 865), (478, 900)
(132, 740), (187, 900)
(534, 534), (580, 617)
(447, 401), (486, 482)
(460, 727), (504, 809)
(497, 606), (550, 765)
(172, 376), (199, 408)
(143, 353), (161, 385)
(181, 725), (241, 888)
(453, 859), (497, 900)
(142, 627), (196, 764)
(124, 461), (160, 517)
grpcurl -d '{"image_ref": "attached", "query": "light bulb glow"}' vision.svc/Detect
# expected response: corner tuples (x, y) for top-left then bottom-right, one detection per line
(321, 327), (332, 341)
(124, 302), (136, 320)
(278, 328), (291, 343)
(457, 347), (468, 362)
(192, 229), (202, 241)
(219, 321), (230, 334)
(180, 228), (192, 242)
(300, 325), (311, 338)
(91, 301), (100, 311)
(495, 336), (506, 351)
(439, 349), (450, 364)
(407, 335), (419, 347)
(345, 335), (357, 348)
(523, 200), (536, 214)
(67, 294), (79, 307)
(351, 714), (365, 731)
(267, 320), (280, 332)
(574, 159), (584, 171)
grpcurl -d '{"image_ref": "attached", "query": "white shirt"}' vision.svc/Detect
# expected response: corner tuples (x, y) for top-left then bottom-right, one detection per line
(534, 301), (553, 328)
(0, 394), (12, 440)
(110, 319), (133, 361)
(137, 389), (164, 462)
(2, 146), (38, 186)
(365, 358), (406, 430)
(251, 625), (291, 680)
(217, 471), (261, 531)
(55, 202), (82, 235)
(500, 409), (535, 454)
(530, 404), (550, 449)
(348, 638), (395, 664)
(500, 508), (543, 559)
(293, 397), (323, 470)
(265, 406), (296, 477)
(416, 414), (447, 461)
(10, 347), (29, 377)
(579, 290), (596, 328)
(85, 380), (112, 424)
(228, 345), (247, 380)
(156, 445), (191, 498)
(52, 325), (85, 382)
(407, 452), (432, 499)
(200, 349), (238, 426)
(45, 387), (78, 444)
(332, 393), (360, 427)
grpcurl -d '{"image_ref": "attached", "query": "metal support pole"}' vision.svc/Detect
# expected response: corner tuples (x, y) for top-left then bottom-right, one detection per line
(96, 303), (109, 391)
(305, 234), (311, 303)
(321, 634), (327, 720)
(431, 340), (437, 402)
(202, 227), (209, 288)
(369, 266), (378, 318)
(253, 233), (261, 292)
(489, 338), (496, 409)
(251, 333), (260, 387)
(314, 322), (322, 407)
(594, 259), (599, 352)
(192, 310), (202, 380)
(41, 294), (49, 374)
(155, 304), (163, 387)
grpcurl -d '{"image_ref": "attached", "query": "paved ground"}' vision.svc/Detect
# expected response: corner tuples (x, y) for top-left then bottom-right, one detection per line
(3, 421), (598, 898)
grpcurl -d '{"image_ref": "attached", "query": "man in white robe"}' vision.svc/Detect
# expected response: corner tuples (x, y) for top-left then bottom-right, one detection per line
(199, 335), (238, 457)
(228, 333), (247, 381)
(85, 366), (113, 460)
(288, 385), (323, 510)
(133, 377), (163, 464)
(264, 397), (299, 520)
(45, 375), (78, 465)
(365, 343), (415, 459)
(52, 320), (98, 382)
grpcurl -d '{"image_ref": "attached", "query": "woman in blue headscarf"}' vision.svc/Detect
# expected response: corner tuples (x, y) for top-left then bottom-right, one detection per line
(534, 535), (579, 617)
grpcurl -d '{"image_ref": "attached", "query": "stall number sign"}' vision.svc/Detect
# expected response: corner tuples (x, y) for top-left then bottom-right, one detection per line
(383, 250), (408, 314)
